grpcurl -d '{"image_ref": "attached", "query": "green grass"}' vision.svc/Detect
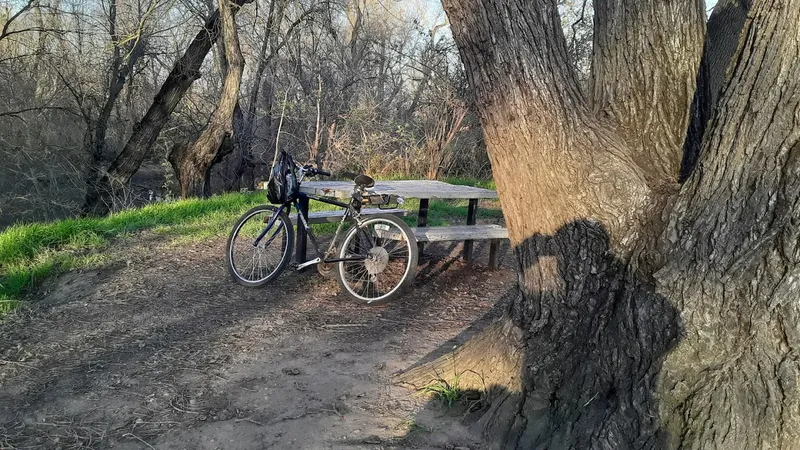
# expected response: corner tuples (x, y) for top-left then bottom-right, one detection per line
(397, 197), (503, 227)
(0, 192), (269, 314)
(423, 375), (463, 408)
(0, 176), (498, 316)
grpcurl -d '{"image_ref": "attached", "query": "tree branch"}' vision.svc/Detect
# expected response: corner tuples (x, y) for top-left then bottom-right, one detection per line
(569, 0), (589, 60)
(590, 0), (706, 185)
(442, 0), (586, 126)
(0, 26), (65, 41)
(0, 0), (36, 42)
(0, 106), (78, 119)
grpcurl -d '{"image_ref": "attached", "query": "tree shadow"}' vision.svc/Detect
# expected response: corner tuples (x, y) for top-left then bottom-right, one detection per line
(396, 219), (683, 449)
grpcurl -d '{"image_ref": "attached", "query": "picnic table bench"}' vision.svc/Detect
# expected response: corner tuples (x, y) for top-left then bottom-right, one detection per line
(298, 180), (507, 269)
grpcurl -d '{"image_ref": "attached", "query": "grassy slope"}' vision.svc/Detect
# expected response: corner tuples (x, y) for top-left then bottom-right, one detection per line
(0, 177), (501, 315)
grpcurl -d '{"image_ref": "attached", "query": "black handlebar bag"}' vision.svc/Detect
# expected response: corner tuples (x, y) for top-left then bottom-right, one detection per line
(266, 151), (300, 204)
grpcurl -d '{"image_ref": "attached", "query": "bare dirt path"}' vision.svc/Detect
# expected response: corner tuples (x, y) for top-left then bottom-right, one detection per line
(0, 233), (514, 449)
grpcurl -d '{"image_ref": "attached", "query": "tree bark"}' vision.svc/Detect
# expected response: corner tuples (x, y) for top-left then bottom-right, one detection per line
(398, 0), (800, 448)
(82, 0), (251, 215)
(680, 0), (751, 181)
(590, 0), (705, 187)
(169, 0), (245, 198)
(656, 2), (800, 446)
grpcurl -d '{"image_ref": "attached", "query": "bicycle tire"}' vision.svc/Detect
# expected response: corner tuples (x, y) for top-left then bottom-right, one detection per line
(226, 205), (294, 287)
(335, 214), (418, 304)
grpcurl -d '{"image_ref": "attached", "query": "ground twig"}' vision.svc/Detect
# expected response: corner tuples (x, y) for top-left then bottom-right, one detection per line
(123, 432), (156, 450)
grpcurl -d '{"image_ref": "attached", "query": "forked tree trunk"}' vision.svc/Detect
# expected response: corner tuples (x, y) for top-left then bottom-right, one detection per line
(398, 0), (800, 448)
(82, 0), (252, 215)
(169, 0), (245, 198)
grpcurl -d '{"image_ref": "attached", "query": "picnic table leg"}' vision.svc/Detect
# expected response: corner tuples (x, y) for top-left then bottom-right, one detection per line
(296, 195), (310, 265)
(464, 199), (478, 263)
(489, 239), (500, 270)
(417, 198), (429, 255)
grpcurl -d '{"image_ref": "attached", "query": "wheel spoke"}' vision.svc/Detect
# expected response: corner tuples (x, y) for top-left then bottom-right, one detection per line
(337, 217), (416, 302)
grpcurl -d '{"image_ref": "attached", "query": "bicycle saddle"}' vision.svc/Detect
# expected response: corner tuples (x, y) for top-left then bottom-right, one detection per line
(354, 174), (375, 188)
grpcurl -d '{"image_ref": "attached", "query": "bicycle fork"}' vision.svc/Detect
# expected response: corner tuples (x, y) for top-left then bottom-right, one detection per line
(253, 206), (286, 248)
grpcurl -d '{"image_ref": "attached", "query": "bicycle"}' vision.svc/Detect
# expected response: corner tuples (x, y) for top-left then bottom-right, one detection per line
(225, 163), (418, 304)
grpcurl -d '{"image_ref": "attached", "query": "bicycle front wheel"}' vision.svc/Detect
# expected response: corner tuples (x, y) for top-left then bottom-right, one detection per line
(336, 214), (418, 304)
(226, 205), (294, 287)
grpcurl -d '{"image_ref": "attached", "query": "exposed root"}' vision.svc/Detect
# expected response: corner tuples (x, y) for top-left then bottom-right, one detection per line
(394, 318), (524, 394)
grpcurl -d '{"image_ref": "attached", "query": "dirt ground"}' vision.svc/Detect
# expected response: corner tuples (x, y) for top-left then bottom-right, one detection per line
(0, 232), (516, 449)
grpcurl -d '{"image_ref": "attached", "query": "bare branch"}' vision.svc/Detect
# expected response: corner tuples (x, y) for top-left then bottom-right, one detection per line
(0, 0), (37, 42)
(569, 0), (589, 60)
(0, 106), (78, 119)
(0, 26), (65, 41)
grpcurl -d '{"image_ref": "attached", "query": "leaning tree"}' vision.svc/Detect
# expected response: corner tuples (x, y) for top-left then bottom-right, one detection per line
(398, 0), (800, 448)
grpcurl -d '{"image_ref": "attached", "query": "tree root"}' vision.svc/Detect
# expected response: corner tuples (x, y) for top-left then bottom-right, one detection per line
(394, 318), (525, 394)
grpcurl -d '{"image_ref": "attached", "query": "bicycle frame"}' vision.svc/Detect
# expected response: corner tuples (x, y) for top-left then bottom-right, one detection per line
(255, 192), (371, 271)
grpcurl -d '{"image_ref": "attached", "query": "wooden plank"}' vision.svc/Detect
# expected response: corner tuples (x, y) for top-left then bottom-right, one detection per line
(413, 225), (509, 242)
(289, 208), (408, 224)
(298, 180), (499, 200)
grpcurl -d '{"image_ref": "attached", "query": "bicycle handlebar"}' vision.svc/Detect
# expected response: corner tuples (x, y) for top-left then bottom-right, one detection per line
(298, 163), (331, 177)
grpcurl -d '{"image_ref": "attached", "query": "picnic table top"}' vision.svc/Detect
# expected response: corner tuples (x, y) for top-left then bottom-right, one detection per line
(299, 180), (499, 200)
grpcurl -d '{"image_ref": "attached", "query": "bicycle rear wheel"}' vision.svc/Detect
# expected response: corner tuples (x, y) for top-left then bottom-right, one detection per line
(336, 214), (418, 304)
(226, 205), (294, 287)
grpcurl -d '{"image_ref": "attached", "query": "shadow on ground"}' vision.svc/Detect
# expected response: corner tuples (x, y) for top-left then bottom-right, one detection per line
(0, 232), (514, 449)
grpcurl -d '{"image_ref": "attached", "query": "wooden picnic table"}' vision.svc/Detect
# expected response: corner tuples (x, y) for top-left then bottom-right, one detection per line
(296, 180), (502, 266)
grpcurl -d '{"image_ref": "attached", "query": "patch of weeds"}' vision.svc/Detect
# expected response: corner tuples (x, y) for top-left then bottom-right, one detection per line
(423, 374), (463, 408)
(0, 295), (20, 315)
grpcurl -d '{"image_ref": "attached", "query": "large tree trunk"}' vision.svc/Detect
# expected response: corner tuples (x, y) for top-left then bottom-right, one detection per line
(169, 0), (245, 198)
(397, 0), (800, 448)
(82, 0), (251, 215)
(656, 2), (800, 446)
